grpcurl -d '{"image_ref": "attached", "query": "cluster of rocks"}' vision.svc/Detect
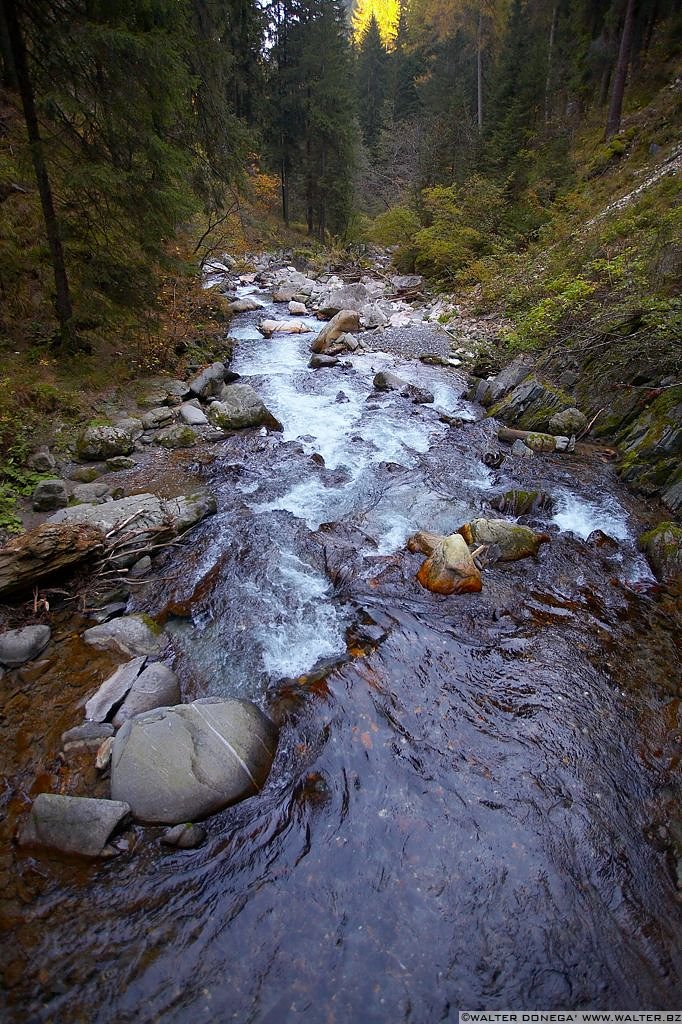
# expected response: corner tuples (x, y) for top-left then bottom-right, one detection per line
(9, 611), (278, 857)
(408, 517), (550, 596)
(24, 366), (282, 517)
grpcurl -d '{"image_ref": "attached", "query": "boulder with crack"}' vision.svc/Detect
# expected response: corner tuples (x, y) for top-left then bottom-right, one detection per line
(110, 697), (278, 824)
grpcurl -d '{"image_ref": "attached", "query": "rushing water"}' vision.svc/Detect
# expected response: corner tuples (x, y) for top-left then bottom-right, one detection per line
(2, 279), (681, 1021)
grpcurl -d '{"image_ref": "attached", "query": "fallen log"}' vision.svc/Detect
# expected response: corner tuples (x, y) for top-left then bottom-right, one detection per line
(497, 426), (617, 459)
(497, 426), (573, 452)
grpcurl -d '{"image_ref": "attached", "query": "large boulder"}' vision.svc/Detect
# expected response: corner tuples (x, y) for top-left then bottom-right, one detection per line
(258, 319), (311, 337)
(0, 624), (51, 667)
(457, 518), (550, 561)
(638, 522), (682, 583)
(18, 794), (131, 857)
(208, 384), (283, 432)
(317, 283), (369, 317)
(179, 403), (208, 426)
(229, 297), (263, 313)
(32, 479), (68, 512)
(391, 274), (424, 293)
(0, 522), (104, 597)
(408, 532), (482, 596)
(112, 663), (181, 727)
(27, 447), (56, 473)
(549, 407), (587, 436)
(189, 362), (228, 401)
(310, 310), (361, 354)
(72, 482), (111, 505)
(110, 698), (278, 824)
(77, 424), (136, 461)
(155, 424), (198, 449)
(373, 371), (434, 404)
(141, 407), (176, 430)
(83, 615), (165, 658)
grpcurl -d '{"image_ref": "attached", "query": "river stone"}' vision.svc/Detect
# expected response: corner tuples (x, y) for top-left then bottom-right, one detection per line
(391, 274), (424, 293)
(161, 823), (207, 849)
(83, 616), (165, 658)
(491, 489), (553, 517)
(112, 663), (181, 727)
(458, 518), (550, 561)
(189, 362), (227, 400)
(310, 310), (360, 354)
(0, 625), (51, 667)
(288, 300), (308, 315)
(27, 447), (56, 473)
(180, 403), (208, 426)
(317, 283), (369, 317)
(62, 722), (115, 746)
(72, 482), (111, 505)
(110, 698), (278, 824)
(229, 297), (263, 313)
(19, 793), (131, 857)
(77, 424), (136, 461)
(68, 464), (102, 482)
(141, 407), (176, 430)
(374, 370), (408, 392)
(549, 407), (587, 435)
(155, 424), (197, 449)
(309, 354), (339, 369)
(84, 657), (147, 722)
(410, 532), (482, 596)
(115, 417), (145, 439)
(638, 522), (682, 583)
(32, 479), (69, 512)
(511, 439), (535, 457)
(106, 456), (136, 471)
(208, 384), (283, 432)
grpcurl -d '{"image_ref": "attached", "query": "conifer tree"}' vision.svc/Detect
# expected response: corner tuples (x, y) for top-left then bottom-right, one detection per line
(356, 14), (390, 152)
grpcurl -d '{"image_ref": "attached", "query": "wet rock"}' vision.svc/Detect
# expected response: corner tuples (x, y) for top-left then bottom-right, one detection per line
(155, 424), (198, 449)
(208, 384), (283, 432)
(77, 424), (136, 461)
(288, 300), (308, 315)
(112, 663), (181, 727)
(83, 616), (164, 658)
(189, 362), (228, 400)
(458, 518), (550, 561)
(229, 297), (263, 313)
(587, 529), (619, 550)
(0, 624), (51, 667)
(475, 355), (535, 407)
(309, 354), (339, 369)
(489, 376), (575, 433)
(549, 407), (586, 435)
(511, 439), (535, 457)
(484, 451), (505, 468)
(129, 555), (152, 578)
(141, 407), (176, 430)
(84, 657), (147, 721)
(27, 447), (56, 473)
(87, 601), (128, 624)
(161, 823), (207, 849)
(32, 479), (69, 512)
(638, 522), (682, 583)
(73, 482), (111, 505)
(62, 722), (115, 746)
(310, 310), (360, 354)
(106, 456), (136, 471)
(18, 793), (131, 858)
(179, 403), (208, 426)
(410, 532), (482, 596)
(374, 370), (408, 392)
(491, 489), (553, 517)
(0, 523), (104, 597)
(110, 698), (278, 824)
(406, 385), (434, 405)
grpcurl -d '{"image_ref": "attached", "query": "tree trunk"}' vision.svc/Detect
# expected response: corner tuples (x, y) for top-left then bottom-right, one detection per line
(2, 0), (73, 345)
(0, 1), (16, 89)
(476, 5), (483, 132)
(605, 0), (637, 140)
(544, 2), (557, 124)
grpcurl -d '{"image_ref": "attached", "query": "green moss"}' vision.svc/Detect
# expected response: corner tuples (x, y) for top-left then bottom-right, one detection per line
(137, 612), (163, 636)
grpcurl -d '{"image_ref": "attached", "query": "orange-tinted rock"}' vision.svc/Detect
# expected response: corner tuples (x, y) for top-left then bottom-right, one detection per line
(414, 533), (482, 596)
(457, 518), (549, 561)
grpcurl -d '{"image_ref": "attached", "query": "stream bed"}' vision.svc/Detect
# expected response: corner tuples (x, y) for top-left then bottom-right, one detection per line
(2, 280), (681, 1021)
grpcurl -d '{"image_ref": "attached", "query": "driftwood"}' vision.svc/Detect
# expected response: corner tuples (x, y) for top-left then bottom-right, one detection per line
(497, 426), (575, 453)
(0, 523), (105, 598)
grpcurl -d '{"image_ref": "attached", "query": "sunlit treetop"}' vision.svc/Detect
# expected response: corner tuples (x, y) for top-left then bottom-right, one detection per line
(352, 0), (400, 46)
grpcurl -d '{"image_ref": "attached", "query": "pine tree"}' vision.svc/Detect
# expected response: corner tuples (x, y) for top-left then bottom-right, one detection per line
(356, 14), (390, 151)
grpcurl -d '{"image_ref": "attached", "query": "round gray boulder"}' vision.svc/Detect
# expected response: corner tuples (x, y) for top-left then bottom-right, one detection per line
(110, 698), (278, 824)
(0, 624), (51, 667)
(32, 479), (69, 511)
(549, 407), (587, 436)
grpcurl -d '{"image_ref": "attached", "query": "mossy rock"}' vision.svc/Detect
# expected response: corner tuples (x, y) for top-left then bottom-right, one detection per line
(638, 522), (682, 583)
(155, 425), (197, 449)
(487, 377), (574, 432)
